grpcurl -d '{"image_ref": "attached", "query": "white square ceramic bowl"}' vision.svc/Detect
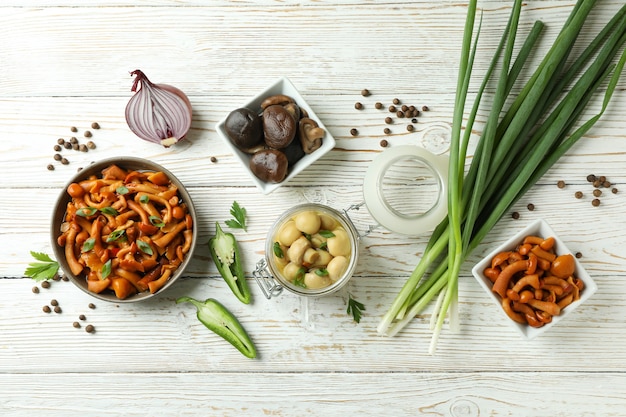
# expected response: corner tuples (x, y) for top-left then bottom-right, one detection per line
(215, 77), (336, 194)
(471, 218), (597, 339)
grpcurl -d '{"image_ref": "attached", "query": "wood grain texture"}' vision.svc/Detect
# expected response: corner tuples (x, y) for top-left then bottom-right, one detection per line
(1, 1), (626, 415)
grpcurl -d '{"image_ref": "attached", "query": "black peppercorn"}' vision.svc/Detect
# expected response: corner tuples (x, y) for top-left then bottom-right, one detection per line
(50, 299), (58, 307)
(612, 187), (618, 194)
(385, 117), (393, 124)
(87, 141), (96, 149)
(407, 124), (414, 132)
(61, 157), (69, 165)
(388, 105), (396, 112)
(32, 286), (39, 294)
(512, 211), (520, 219)
(593, 189), (602, 197)
(54, 306), (62, 314)
(575, 252), (583, 259)
(349, 128), (358, 136)
(69, 136), (78, 144)
(380, 139), (388, 148)
(393, 98), (400, 105)
(47, 164), (55, 171)
(361, 89), (370, 97)
(41, 281), (50, 289)
(421, 105), (429, 111)
(79, 314), (86, 321)
(384, 128), (391, 134)
(73, 322), (81, 329)
(88, 303), (96, 309)
(57, 138), (65, 145)
(85, 324), (95, 333)
(587, 174), (596, 182)
(396, 111), (404, 118)
(84, 130), (92, 138)
(54, 145), (61, 152)
(375, 102), (383, 109)
(54, 153), (62, 161)
(70, 126), (78, 132)
(592, 198), (601, 207)
(557, 180), (566, 188)
(43, 305), (51, 313)
(91, 122), (100, 129)
(527, 203), (535, 211)
(354, 102), (363, 110)
(210, 156), (217, 163)
(411, 118), (418, 123)
(575, 191), (583, 199)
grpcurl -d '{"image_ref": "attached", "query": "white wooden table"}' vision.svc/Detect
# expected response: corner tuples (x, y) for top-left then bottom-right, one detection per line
(2, 1), (626, 415)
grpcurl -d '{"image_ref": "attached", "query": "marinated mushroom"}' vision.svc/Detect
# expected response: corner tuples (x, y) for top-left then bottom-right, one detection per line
(299, 118), (324, 153)
(224, 108), (264, 149)
(260, 94), (295, 110)
(304, 272), (332, 289)
(263, 105), (297, 149)
(327, 228), (351, 257)
(287, 236), (312, 264)
(249, 149), (289, 183)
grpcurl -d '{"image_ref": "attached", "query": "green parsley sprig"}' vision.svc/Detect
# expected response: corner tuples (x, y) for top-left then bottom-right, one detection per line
(347, 294), (365, 323)
(225, 201), (247, 232)
(24, 251), (59, 281)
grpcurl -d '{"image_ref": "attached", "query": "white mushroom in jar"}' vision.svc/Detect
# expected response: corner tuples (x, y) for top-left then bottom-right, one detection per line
(304, 271), (332, 289)
(294, 211), (321, 235)
(326, 228), (351, 257)
(326, 256), (349, 282)
(287, 236), (312, 264)
(278, 220), (302, 246)
(283, 262), (305, 281)
(311, 249), (333, 268)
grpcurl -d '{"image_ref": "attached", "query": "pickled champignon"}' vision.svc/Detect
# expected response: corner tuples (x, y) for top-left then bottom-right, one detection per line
(299, 118), (324, 153)
(263, 105), (297, 149)
(224, 108), (264, 149)
(249, 149), (289, 183)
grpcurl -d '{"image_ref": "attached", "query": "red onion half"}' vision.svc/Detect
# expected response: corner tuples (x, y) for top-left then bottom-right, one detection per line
(125, 70), (192, 147)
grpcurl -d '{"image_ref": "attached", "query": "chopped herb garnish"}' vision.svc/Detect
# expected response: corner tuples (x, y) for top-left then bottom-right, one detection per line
(101, 259), (112, 279)
(293, 267), (307, 288)
(315, 268), (329, 276)
(100, 207), (119, 216)
(106, 229), (126, 242)
(347, 294), (365, 323)
(24, 251), (59, 281)
(149, 215), (165, 228)
(224, 201), (247, 231)
(319, 242), (328, 250)
(82, 237), (95, 252)
(319, 230), (335, 238)
(303, 232), (312, 241)
(139, 195), (150, 204)
(273, 242), (284, 258)
(116, 185), (129, 195)
(137, 240), (153, 256)
(76, 207), (98, 217)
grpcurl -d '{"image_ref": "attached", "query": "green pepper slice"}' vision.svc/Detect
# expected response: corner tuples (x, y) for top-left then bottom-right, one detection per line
(176, 296), (257, 359)
(208, 222), (251, 304)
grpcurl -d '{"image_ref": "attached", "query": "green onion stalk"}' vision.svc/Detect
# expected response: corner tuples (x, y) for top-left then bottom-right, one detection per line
(377, 0), (626, 354)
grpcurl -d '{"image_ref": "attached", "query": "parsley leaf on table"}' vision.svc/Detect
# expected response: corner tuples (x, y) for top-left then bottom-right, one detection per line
(24, 251), (59, 281)
(347, 294), (365, 323)
(224, 201), (247, 232)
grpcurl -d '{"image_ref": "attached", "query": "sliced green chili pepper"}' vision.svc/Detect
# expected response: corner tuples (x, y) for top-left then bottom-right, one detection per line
(208, 222), (251, 304)
(176, 296), (257, 359)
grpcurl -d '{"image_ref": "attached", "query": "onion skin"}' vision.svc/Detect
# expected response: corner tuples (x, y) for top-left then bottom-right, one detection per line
(125, 70), (193, 147)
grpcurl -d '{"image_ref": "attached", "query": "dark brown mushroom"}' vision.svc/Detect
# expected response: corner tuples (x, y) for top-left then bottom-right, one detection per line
(249, 149), (289, 183)
(299, 118), (324, 154)
(224, 108), (264, 149)
(263, 105), (297, 149)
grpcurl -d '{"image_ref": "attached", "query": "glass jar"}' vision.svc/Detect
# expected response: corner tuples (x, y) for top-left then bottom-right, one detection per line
(254, 203), (360, 298)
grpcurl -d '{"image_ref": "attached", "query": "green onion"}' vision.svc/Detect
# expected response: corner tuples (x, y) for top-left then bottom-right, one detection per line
(378, 0), (626, 354)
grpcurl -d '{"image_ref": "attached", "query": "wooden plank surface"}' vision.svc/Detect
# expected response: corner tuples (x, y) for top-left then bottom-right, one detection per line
(1, 1), (626, 415)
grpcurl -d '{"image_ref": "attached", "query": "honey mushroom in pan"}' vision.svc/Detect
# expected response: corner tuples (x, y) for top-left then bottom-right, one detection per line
(273, 210), (351, 290)
(484, 235), (584, 327)
(57, 164), (193, 299)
